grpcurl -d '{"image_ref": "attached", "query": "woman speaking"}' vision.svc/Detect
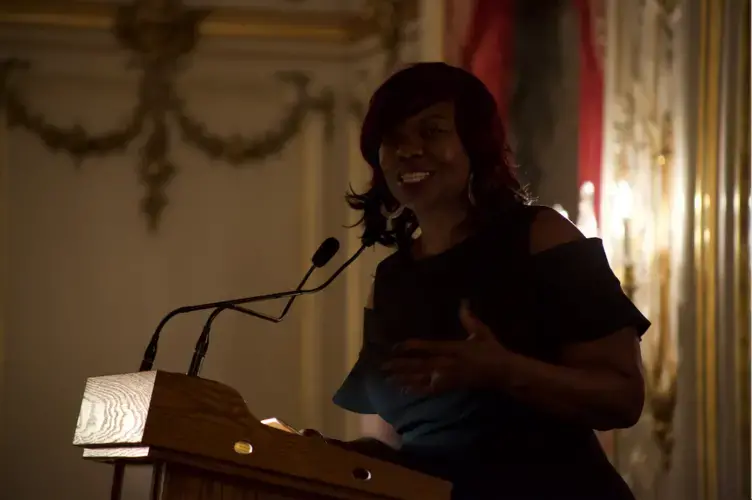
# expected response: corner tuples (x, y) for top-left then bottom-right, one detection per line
(311, 62), (647, 500)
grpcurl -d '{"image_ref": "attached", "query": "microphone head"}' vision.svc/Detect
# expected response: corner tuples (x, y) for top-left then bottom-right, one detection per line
(311, 237), (340, 268)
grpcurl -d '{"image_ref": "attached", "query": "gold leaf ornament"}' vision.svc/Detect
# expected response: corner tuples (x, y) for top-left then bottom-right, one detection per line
(0, 1), (334, 231)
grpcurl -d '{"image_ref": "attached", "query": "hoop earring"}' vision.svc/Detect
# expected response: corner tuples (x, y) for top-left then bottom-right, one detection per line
(468, 173), (477, 207)
(380, 203), (405, 232)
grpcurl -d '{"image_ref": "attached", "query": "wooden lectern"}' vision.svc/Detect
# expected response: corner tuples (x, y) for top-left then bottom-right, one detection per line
(73, 371), (452, 500)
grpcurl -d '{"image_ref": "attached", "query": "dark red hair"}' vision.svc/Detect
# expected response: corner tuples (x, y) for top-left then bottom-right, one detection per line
(347, 62), (530, 248)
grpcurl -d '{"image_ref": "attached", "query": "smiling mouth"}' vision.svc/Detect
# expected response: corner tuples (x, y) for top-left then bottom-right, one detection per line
(399, 171), (433, 185)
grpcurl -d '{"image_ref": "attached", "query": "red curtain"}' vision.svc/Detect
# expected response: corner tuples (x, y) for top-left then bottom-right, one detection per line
(574, 0), (605, 223)
(457, 0), (517, 124)
(447, 0), (604, 222)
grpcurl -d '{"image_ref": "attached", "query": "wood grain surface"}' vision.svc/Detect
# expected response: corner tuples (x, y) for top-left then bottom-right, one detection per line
(73, 371), (451, 500)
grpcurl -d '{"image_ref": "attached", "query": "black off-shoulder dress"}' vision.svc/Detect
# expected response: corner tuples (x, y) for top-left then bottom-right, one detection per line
(334, 205), (650, 499)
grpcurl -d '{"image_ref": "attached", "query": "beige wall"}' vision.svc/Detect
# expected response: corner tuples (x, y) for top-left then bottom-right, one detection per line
(0, 73), (6, 439)
(0, 11), (420, 500)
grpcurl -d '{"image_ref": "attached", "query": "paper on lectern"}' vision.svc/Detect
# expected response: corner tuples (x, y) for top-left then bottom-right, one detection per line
(260, 417), (302, 435)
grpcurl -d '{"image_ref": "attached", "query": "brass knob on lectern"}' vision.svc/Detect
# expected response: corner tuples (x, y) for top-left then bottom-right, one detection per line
(233, 441), (254, 455)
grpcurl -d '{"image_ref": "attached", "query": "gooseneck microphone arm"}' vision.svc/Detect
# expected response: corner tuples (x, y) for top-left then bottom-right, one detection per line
(186, 243), (368, 376)
(140, 237), (340, 372)
(140, 303), (277, 371)
(185, 265), (315, 377)
(202, 243), (365, 307)
(140, 281), (314, 372)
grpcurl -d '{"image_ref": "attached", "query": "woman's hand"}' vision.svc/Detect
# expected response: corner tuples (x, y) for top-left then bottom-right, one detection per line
(300, 428), (331, 440)
(300, 428), (353, 449)
(382, 300), (511, 394)
(300, 429), (398, 459)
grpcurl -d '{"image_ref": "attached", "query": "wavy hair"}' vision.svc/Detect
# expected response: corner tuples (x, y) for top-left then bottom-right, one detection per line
(347, 62), (531, 248)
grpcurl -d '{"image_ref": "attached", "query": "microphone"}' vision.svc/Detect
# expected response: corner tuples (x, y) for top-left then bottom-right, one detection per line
(184, 242), (369, 376)
(139, 237), (340, 372)
(186, 237), (340, 376)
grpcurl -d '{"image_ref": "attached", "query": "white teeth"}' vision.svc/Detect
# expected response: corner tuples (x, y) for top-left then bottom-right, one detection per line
(400, 172), (432, 184)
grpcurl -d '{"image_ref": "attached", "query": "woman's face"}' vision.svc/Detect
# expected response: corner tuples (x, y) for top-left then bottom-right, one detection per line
(378, 101), (471, 213)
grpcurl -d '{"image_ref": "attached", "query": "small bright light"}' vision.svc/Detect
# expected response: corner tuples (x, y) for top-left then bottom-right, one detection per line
(614, 180), (634, 221)
(576, 183), (599, 238)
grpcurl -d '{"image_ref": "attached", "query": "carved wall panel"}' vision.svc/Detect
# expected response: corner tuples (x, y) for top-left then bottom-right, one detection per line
(0, 2), (422, 499)
(603, 0), (751, 499)
(601, 0), (684, 498)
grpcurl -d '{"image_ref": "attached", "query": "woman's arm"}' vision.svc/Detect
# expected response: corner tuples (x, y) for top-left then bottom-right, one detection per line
(361, 283), (403, 448)
(492, 209), (645, 430)
(360, 414), (402, 448)
(493, 328), (644, 430)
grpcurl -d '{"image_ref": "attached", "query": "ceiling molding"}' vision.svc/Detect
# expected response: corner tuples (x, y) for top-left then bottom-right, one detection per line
(0, 1), (418, 43)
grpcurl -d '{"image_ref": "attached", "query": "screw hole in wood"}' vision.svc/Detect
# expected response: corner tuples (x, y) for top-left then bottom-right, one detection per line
(352, 467), (372, 481)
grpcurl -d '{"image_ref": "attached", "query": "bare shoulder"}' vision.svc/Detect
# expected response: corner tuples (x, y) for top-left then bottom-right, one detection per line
(528, 206), (585, 254)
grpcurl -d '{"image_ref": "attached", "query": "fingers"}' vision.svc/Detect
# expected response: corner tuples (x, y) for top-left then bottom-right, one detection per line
(376, 300), (498, 395)
(382, 355), (454, 375)
(300, 429), (349, 448)
(385, 370), (445, 394)
(388, 369), (454, 394)
(387, 372), (434, 392)
(300, 428), (324, 438)
(458, 299), (481, 331)
(382, 356), (455, 394)
(391, 302), (493, 356)
(396, 339), (464, 355)
(324, 437), (349, 448)
(459, 300), (494, 340)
